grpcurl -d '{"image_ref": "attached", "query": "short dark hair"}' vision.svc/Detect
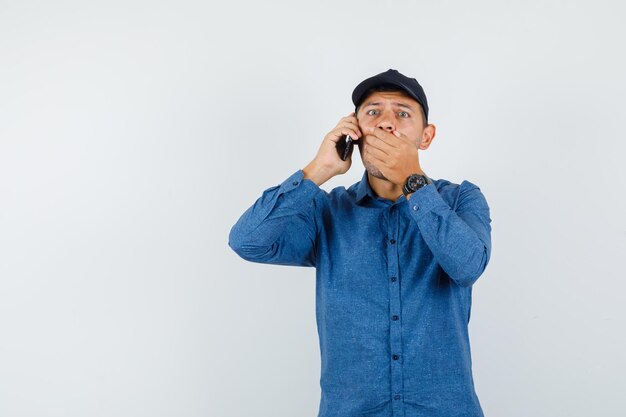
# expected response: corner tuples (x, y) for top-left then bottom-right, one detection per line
(355, 84), (428, 125)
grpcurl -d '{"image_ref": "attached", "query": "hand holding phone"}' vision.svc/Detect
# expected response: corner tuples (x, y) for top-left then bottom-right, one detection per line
(304, 114), (360, 185)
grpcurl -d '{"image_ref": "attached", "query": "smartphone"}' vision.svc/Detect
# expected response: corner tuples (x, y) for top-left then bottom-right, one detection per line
(336, 135), (354, 161)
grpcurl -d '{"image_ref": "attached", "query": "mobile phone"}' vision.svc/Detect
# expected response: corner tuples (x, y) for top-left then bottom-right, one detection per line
(336, 135), (354, 161)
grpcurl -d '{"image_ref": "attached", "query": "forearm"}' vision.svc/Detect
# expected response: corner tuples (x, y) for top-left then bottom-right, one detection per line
(228, 171), (322, 266)
(302, 159), (338, 186)
(407, 182), (492, 287)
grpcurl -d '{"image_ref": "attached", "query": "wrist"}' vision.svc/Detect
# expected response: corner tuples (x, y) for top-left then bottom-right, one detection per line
(397, 167), (424, 186)
(402, 172), (430, 196)
(303, 160), (335, 186)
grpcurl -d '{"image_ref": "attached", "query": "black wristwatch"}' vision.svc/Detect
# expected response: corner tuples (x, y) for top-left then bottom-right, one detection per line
(402, 174), (430, 196)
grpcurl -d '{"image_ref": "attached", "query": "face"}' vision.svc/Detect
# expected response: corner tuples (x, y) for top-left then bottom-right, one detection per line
(356, 91), (426, 180)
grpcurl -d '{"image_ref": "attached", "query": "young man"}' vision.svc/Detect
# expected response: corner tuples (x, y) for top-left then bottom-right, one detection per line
(229, 69), (492, 417)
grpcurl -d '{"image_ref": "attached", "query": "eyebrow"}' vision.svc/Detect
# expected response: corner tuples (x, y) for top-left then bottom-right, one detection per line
(362, 101), (415, 111)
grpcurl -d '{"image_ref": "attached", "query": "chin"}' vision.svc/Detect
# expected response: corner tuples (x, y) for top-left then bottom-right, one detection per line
(364, 163), (388, 181)
(358, 144), (388, 181)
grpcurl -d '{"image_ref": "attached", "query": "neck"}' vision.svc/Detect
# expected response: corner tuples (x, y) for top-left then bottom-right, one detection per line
(367, 174), (404, 202)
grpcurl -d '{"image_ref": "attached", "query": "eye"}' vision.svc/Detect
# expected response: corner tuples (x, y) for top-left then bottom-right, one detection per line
(367, 109), (379, 116)
(398, 111), (410, 118)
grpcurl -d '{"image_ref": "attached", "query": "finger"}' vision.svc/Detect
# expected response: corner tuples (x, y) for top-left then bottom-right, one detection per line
(341, 112), (359, 121)
(365, 135), (393, 153)
(370, 128), (398, 146)
(339, 118), (361, 133)
(341, 112), (358, 122)
(391, 130), (415, 145)
(337, 122), (362, 138)
(365, 144), (390, 161)
(329, 128), (361, 143)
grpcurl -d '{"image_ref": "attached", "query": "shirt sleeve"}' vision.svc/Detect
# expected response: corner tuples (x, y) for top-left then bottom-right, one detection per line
(228, 170), (323, 267)
(406, 181), (492, 287)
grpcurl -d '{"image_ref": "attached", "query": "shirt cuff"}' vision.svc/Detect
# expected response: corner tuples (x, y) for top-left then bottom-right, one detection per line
(278, 170), (322, 201)
(406, 183), (448, 218)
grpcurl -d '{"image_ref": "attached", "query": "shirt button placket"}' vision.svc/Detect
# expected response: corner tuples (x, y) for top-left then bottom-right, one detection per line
(387, 207), (404, 415)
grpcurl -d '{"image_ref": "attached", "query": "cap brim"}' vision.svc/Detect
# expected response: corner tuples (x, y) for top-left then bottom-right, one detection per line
(352, 75), (422, 109)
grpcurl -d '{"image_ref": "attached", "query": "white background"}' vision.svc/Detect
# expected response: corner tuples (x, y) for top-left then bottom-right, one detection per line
(1, 1), (625, 416)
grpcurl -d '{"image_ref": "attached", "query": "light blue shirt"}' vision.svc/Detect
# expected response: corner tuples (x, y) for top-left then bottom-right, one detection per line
(229, 170), (492, 417)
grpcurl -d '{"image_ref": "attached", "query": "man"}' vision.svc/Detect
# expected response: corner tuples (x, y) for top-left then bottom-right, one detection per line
(229, 69), (492, 417)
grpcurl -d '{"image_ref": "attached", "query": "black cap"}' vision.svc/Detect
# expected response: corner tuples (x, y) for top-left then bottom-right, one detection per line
(352, 69), (429, 121)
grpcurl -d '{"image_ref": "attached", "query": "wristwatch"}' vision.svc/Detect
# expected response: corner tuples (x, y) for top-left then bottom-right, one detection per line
(402, 173), (430, 196)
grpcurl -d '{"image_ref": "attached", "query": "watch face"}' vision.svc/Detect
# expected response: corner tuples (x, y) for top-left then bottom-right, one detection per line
(408, 174), (426, 191)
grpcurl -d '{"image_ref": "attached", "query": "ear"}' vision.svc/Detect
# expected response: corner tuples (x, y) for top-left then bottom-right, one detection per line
(418, 124), (436, 150)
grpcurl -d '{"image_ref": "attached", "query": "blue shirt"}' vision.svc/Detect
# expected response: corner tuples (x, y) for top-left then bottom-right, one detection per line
(229, 170), (492, 417)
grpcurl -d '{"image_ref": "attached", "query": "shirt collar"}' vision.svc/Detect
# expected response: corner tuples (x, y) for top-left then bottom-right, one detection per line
(355, 170), (377, 204)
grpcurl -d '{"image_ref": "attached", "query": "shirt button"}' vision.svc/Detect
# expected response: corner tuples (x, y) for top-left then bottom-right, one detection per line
(389, 239), (396, 244)
(413, 205), (419, 211)
(392, 315), (399, 321)
(394, 395), (401, 400)
(392, 354), (399, 360)
(390, 276), (397, 282)
(292, 181), (299, 186)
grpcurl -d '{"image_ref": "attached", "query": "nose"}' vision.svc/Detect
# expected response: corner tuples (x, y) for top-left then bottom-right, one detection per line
(376, 109), (395, 132)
